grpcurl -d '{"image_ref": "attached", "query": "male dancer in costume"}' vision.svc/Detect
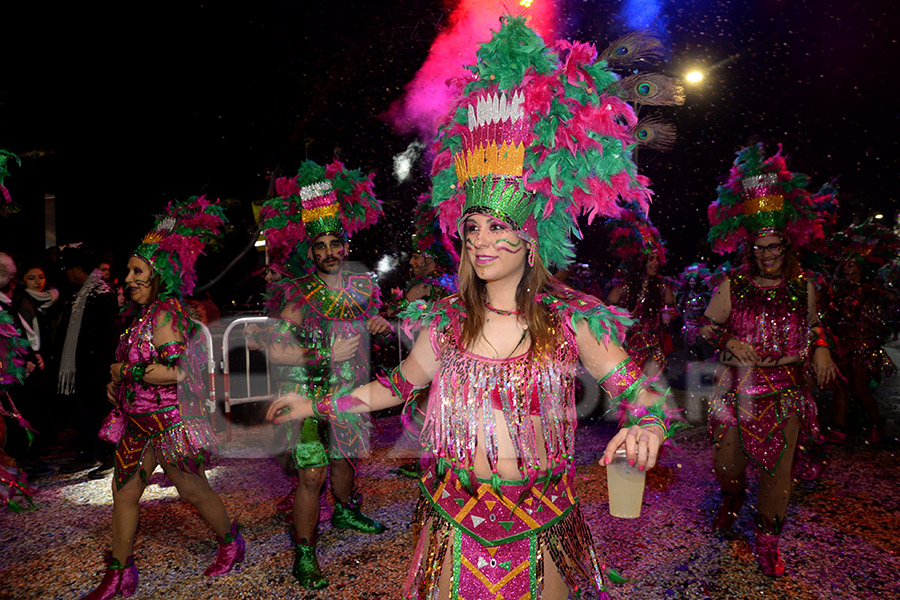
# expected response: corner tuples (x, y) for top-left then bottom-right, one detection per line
(258, 160), (390, 589)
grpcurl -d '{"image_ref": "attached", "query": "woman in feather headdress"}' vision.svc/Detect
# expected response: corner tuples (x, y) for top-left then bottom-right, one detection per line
(606, 206), (677, 376)
(824, 220), (900, 445)
(267, 16), (683, 599)
(80, 197), (244, 600)
(701, 143), (837, 577)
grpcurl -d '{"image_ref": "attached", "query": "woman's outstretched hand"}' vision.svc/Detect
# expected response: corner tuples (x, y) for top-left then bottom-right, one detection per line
(266, 393), (314, 424)
(601, 424), (664, 471)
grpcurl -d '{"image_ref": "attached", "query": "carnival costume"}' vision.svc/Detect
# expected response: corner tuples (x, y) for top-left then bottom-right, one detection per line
(259, 159), (386, 588)
(605, 206), (676, 372)
(388, 16), (682, 599)
(677, 263), (712, 359)
(829, 220), (899, 379)
(83, 196), (241, 600)
(389, 195), (459, 318)
(0, 149), (20, 216)
(704, 142), (835, 577)
(825, 220), (900, 442)
(0, 305), (36, 512)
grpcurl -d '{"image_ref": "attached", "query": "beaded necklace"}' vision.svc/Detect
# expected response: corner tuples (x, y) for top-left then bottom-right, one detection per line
(484, 301), (519, 316)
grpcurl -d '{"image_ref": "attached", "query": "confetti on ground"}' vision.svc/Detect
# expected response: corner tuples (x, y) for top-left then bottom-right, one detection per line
(2, 373), (898, 600)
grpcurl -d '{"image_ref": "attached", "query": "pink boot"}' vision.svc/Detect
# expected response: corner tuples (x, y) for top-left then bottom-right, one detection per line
(204, 521), (246, 577)
(755, 528), (785, 577)
(81, 554), (138, 599)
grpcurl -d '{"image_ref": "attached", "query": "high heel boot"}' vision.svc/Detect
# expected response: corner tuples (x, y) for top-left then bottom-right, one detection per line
(204, 520), (246, 576)
(755, 516), (785, 577)
(81, 554), (138, 599)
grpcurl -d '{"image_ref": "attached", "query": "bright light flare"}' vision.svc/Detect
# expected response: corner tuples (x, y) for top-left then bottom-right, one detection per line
(376, 254), (399, 276)
(685, 70), (704, 84)
(520, 0), (534, 7)
(875, 214), (884, 219)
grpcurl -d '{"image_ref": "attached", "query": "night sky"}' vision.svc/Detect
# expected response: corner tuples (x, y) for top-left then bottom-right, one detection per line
(2, 0), (897, 304)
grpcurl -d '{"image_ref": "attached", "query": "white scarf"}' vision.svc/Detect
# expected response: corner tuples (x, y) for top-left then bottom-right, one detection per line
(25, 287), (59, 312)
(58, 270), (105, 395)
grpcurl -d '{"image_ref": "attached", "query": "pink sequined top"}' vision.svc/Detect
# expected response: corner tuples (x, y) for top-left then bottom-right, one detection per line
(116, 298), (188, 413)
(410, 293), (629, 480)
(724, 272), (810, 362)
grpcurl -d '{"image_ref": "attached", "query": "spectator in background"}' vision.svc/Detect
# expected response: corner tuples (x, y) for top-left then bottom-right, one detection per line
(12, 262), (60, 470)
(55, 243), (118, 479)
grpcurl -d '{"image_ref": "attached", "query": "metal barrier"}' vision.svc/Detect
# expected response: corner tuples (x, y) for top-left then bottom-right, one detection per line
(220, 316), (274, 439)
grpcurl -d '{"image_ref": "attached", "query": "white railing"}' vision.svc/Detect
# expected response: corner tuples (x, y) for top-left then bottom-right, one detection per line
(220, 316), (274, 439)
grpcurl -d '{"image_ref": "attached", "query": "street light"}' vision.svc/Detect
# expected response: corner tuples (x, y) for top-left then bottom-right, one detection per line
(685, 70), (704, 84)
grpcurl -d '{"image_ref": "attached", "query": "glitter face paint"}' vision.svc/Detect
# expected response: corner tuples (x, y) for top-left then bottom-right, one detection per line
(463, 214), (527, 281)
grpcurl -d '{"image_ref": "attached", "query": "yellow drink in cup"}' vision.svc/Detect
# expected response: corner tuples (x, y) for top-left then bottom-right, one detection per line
(606, 448), (647, 518)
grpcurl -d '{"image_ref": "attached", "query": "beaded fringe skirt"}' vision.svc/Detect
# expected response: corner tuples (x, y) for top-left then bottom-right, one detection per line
(402, 468), (611, 600)
(114, 406), (217, 489)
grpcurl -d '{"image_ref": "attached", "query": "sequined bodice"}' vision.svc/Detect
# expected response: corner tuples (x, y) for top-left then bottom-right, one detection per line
(275, 273), (378, 397)
(423, 305), (580, 477)
(115, 301), (178, 412)
(726, 274), (808, 361)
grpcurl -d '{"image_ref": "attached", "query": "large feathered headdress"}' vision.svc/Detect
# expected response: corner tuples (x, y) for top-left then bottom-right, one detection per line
(677, 262), (712, 289)
(832, 219), (900, 275)
(132, 195), (227, 299)
(707, 142), (833, 254)
(429, 15), (654, 270)
(0, 149), (21, 217)
(605, 203), (666, 270)
(260, 159), (381, 280)
(412, 193), (458, 273)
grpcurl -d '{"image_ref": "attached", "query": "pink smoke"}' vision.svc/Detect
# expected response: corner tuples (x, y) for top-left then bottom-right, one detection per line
(382, 0), (558, 139)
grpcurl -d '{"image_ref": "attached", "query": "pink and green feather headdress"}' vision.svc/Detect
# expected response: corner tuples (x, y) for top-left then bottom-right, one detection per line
(707, 143), (832, 254)
(412, 193), (459, 273)
(605, 202), (666, 270)
(832, 219), (900, 274)
(132, 195), (227, 299)
(260, 159), (381, 279)
(429, 15), (653, 270)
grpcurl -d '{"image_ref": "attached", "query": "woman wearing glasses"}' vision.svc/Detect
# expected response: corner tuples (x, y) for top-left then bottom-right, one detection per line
(700, 143), (837, 577)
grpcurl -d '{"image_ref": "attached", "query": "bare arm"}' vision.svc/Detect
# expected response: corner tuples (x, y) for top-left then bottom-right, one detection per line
(606, 284), (624, 307)
(698, 277), (731, 338)
(574, 322), (666, 470)
(697, 277), (758, 365)
(808, 279), (837, 386)
(267, 325), (439, 422)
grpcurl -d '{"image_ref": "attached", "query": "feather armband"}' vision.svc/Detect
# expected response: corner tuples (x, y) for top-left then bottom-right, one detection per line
(120, 362), (149, 383)
(619, 397), (687, 442)
(157, 341), (186, 367)
(377, 365), (426, 402)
